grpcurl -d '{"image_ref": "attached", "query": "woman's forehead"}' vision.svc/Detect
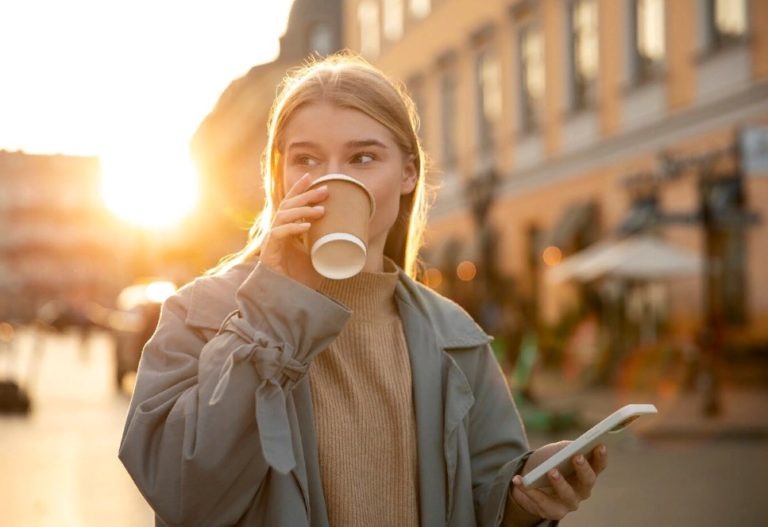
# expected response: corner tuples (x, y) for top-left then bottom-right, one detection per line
(280, 102), (395, 147)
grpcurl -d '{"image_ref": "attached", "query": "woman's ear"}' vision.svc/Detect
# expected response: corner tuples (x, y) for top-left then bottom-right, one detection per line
(400, 155), (418, 195)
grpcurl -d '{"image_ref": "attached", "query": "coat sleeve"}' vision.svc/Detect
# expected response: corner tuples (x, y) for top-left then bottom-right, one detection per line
(118, 263), (351, 526)
(468, 344), (557, 527)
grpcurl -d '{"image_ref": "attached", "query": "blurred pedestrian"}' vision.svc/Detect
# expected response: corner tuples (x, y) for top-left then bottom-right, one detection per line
(119, 52), (607, 526)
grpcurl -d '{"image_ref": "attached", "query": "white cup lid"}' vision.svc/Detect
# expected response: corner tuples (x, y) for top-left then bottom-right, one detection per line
(310, 233), (367, 280)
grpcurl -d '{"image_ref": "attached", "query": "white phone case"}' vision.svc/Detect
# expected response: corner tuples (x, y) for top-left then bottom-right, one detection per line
(521, 403), (658, 488)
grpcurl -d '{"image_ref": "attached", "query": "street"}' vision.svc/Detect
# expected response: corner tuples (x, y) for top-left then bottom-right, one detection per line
(1, 329), (766, 526)
(0, 328), (153, 527)
(528, 430), (768, 526)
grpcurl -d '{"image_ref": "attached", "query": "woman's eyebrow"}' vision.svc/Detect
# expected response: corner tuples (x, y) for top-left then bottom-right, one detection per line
(285, 140), (318, 151)
(285, 139), (388, 151)
(346, 139), (388, 149)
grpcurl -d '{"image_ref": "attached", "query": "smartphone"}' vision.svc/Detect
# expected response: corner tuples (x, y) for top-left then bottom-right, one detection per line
(521, 403), (658, 488)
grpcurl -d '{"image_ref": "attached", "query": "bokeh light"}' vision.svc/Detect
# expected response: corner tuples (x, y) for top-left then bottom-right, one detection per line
(542, 245), (563, 267)
(456, 260), (477, 282)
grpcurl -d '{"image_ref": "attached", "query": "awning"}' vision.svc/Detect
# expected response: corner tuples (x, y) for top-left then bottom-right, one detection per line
(546, 235), (703, 283)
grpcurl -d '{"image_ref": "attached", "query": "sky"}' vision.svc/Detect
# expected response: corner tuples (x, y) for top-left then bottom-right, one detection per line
(0, 0), (296, 227)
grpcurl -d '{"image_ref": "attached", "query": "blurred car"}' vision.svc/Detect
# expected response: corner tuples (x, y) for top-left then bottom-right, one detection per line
(111, 279), (177, 391)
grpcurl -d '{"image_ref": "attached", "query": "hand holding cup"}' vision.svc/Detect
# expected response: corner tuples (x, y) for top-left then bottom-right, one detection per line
(260, 173), (328, 284)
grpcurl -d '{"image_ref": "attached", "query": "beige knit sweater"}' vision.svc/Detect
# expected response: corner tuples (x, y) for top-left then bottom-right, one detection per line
(309, 262), (419, 527)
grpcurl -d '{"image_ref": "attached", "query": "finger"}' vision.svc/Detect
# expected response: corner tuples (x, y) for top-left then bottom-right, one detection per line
(269, 222), (311, 240)
(591, 444), (608, 475)
(571, 454), (596, 499)
(511, 476), (545, 518)
(511, 486), (544, 518)
(280, 184), (329, 211)
(512, 476), (570, 521)
(546, 469), (581, 512)
(273, 205), (325, 226)
(283, 172), (313, 200)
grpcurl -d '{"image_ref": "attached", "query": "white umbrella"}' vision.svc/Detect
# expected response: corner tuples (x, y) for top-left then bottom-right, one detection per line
(546, 240), (615, 284)
(548, 236), (703, 283)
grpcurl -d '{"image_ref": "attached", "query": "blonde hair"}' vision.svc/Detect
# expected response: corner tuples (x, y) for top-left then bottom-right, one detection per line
(209, 52), (430, 278)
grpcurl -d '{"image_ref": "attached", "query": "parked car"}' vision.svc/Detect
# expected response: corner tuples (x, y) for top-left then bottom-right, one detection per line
(112, 280), (176, 391)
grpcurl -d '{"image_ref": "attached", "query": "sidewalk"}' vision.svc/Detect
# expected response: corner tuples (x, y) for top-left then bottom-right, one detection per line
(525, 369), (768, 441)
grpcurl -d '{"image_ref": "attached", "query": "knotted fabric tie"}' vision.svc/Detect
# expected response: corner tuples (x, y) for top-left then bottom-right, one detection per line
(209, 312), (305, 474)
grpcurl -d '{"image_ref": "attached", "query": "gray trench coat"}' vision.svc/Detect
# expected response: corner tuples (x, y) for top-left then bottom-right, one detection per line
(119, 261), (553, 527)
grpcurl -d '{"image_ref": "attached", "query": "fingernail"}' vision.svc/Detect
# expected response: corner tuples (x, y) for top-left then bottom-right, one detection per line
(550, 470), (560, 480)
(314, 206), (324, 212)
(599, 446), (607, 455)
(317, 185), (328, 192)
(512, 476), (522, 485)
(575, 455), (585, 465)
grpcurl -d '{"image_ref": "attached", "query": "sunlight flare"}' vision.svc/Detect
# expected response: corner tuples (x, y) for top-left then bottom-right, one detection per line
(100, 149), (200, 229)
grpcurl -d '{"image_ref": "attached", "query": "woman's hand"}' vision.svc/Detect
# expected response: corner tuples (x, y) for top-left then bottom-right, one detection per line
(507, 441), (608, 523)
(260, 173), (328, 285)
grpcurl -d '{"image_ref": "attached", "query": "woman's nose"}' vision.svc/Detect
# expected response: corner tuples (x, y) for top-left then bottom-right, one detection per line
(325, 159), (342, 175)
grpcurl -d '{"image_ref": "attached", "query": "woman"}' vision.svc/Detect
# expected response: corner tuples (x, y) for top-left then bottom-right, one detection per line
(119, 53), (606, 527)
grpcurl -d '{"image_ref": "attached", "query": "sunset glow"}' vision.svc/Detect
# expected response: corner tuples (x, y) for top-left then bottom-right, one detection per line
(0, 0), (295, 229)
(100, 150), (200, 229)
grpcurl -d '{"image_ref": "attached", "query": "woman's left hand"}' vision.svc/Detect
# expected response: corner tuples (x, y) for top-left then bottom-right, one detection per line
(508, 441), (608, 522)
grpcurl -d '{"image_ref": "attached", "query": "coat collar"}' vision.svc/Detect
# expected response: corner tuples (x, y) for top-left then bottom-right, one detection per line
(183, 261), (491, 351)
(394, 269), (491, 350)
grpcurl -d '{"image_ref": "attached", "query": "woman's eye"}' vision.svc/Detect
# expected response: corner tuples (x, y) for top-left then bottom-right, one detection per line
(293, 155), (318, 166)
(352, 152), (375, 164)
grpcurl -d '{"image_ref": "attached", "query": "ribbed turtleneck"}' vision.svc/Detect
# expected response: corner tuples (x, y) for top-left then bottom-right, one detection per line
(317, 261), (399, 321)
(309, 259), (419, 527)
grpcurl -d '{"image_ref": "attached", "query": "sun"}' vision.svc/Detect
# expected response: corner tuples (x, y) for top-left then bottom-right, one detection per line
(99, 149), (200, 230)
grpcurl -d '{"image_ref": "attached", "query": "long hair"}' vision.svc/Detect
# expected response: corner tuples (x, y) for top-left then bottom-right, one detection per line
(209, 52), (429, 278)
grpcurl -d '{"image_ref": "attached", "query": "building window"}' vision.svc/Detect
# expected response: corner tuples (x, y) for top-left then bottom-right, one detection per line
(440, 72), (457, 170)
(569, 0), (599, 111)
(408, 76), (426, 146)
(358, 1), (381, 57)
(631, 0), (665, 83)
(383, 0), (404, 41)
(475, 49), (502, 154)
(410, 0), (431, 19)
(308, 23), (335, 56)
(519, 25), (545, 132)
(708, 0), (748, 49)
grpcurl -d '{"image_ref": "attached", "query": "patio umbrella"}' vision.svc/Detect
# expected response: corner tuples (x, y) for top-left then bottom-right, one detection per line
(547, 235), (703, 283)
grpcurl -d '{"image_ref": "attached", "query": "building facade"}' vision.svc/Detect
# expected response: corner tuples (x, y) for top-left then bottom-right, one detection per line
(343, 0), (768, 351)
(0, 151), (122, 323)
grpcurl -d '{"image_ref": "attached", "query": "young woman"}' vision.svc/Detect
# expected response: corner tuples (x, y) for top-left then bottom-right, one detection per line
(119, 53), (606, 527)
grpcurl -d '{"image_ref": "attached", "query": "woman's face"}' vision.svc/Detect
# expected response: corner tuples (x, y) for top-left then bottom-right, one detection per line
(280, 102), (417, 254)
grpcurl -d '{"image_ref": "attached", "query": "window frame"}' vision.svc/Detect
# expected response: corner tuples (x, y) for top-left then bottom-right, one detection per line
(518, 22), (546, 134)
(474, 46), (502, 157)
(567, 0), (600, 113)
(629, 0), (667, 86)
(357, 0), (381, 58)
(439, 68), (459, 171)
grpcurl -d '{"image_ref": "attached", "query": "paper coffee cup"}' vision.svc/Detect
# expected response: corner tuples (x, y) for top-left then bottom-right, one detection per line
(307, 174), (376, 279)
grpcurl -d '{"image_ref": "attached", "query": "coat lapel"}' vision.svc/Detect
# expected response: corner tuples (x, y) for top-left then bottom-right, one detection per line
(397, 295), (447, 527)
(395, 273), (490, 526)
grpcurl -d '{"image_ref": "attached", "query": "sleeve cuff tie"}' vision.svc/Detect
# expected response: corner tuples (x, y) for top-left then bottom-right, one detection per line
(208, 312), (306, 474)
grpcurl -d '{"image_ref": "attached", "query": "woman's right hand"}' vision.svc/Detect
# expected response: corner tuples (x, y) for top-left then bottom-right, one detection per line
(259, 173), (328, 285)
